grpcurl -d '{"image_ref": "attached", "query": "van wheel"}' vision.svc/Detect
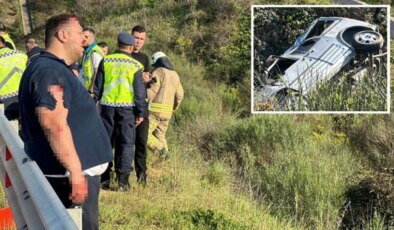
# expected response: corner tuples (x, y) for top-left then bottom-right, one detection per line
(353, 30), (383, 53)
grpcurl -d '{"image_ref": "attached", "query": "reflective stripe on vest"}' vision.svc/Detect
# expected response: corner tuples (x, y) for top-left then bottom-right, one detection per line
(83, 45), (104, 89)
(149, 103), (173, 114)
(2, 34), (16, 50)
(0, 48), (27, 100)
(100, 53), (141, 107)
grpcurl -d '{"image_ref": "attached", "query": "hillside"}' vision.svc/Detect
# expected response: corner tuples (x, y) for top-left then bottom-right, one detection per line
(1, 0), (394, 229)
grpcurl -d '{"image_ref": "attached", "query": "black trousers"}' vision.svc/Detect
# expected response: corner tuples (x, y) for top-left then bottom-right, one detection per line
(3, 100), (19, 121)
(134, 114), (149, 179)
(100, 106), (136, 178)
(46, 175), (100, 230)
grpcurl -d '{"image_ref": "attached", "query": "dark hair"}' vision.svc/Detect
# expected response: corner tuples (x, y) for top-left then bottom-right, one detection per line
(0, 22), (5, 32)
(83, 27), (95, 35)
(97, 41), (108, 48)
(26, 37), (38, 44)
(45, 13), (81, 48)
(0, 36), (5, 44)
(131, 25), (146, 34)
(118, 43), (131, 50)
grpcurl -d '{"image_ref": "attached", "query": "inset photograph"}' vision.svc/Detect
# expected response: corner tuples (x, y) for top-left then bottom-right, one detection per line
(252, 6), (390, 113)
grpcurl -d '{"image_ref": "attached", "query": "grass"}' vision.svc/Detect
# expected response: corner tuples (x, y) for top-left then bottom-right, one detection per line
(207, 115), (359, 229)
(0, 186), (6, 208)
(307, 65), (388, 111)
(99, 149), (295, 229)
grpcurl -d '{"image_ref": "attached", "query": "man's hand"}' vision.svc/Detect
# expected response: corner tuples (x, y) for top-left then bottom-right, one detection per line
(70, 173), (88, 204)
(135, 116), (144, 126)
(142, 72), (150, 84)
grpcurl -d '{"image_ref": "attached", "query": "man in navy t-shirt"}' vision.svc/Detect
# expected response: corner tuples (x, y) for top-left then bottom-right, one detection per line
(18, 13), (112, 230)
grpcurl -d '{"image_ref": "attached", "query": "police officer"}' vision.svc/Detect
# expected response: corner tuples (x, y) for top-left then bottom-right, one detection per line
(0, 22), (16, 50)
(0, 36), (27, 121)
(94, 32), (146, 191)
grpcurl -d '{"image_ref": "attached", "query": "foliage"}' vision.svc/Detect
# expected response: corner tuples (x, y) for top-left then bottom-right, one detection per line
(207, 115), (358, 229)
(341, 170), (394, 229)
(347, 115), (394, 169)
(173, 208), (249, 229)
(306, 68), (387, 111)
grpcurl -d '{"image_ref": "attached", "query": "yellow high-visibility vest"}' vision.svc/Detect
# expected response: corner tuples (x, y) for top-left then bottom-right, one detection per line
(83, 44), (104, 90)
(1, 34), (16, 50)
(0, 47), (27, 100)
(100, 53), (142, 107)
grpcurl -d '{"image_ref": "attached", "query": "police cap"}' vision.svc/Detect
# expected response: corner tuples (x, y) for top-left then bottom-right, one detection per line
(118, 32), (135, 46)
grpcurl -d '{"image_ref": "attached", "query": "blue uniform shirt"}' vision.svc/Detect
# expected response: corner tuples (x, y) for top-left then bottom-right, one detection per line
(18, 51), (113, 175)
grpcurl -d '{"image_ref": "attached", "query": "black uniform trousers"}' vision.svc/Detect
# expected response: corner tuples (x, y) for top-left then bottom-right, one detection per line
(100, 105), (136, 179)
(134, 111), (149, 179)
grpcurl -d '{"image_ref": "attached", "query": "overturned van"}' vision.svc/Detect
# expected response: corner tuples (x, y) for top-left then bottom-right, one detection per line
(260, 17), (384, 111)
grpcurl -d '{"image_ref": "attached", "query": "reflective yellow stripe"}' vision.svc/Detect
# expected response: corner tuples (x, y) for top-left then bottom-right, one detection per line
(149, 103), (173, 113)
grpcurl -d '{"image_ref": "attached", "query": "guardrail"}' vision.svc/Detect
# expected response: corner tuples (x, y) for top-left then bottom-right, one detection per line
(0, 110), (79, 230)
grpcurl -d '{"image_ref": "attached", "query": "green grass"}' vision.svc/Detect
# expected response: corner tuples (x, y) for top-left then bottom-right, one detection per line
(1, 1), (393, 229)
(306, 67), (388, 111)
(0, 186), (6, 208)
(207, 115), (359, 229)
(99, 148), (295, 229)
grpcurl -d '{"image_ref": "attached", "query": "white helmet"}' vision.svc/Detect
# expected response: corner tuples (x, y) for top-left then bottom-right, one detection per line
(151, 51), (166, 65)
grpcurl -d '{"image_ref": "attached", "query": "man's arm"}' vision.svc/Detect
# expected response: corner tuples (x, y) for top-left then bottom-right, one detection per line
(147, 70), (160, 101)
(36, 85), (87, 204)
(133, 70), (146, 126)
(93, 60), (105, 102)
(89, 52), (104, 93)
(174, 82), (184, 112)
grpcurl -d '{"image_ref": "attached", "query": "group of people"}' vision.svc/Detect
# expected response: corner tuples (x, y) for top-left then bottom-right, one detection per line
(0, 13), (183, 230)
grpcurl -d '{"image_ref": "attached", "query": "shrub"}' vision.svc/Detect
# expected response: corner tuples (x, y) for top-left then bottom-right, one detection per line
(340, 170), (394, 229)
(173, 208), (249, 229)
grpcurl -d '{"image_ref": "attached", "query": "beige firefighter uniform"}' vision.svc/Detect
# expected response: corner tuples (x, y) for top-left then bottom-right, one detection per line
(147, 67), (184, 154)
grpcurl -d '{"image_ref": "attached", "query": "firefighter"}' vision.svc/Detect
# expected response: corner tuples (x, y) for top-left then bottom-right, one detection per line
(147, 52), (184, 159)
(94, 32), (146, 191)
(0, 36), (27, 121)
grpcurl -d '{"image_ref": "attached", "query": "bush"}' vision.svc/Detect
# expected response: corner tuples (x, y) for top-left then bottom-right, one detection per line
(173, 208), (249, 229)
(340, 170), (394, 229)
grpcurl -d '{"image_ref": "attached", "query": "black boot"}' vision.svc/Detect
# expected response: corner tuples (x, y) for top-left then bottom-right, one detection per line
(159, 148), (170, 160)
(137, 171), (147, 187)
(100, 164), (112, 190)
(117, 174), (130, 191)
